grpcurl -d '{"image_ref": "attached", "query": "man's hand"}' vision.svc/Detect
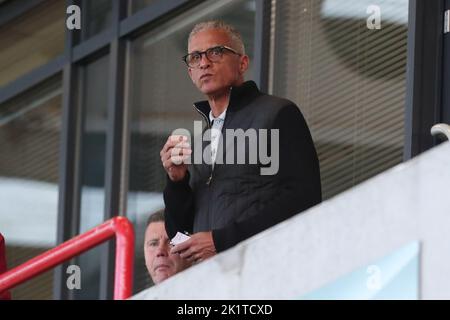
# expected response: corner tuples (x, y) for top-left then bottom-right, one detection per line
(170, 231), (217, 263)
(160, 135), (192, 182)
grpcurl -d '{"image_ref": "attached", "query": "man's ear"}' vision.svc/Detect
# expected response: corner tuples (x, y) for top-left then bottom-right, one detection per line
(239, 55), (249, 75)
(188, 67), (193, 80)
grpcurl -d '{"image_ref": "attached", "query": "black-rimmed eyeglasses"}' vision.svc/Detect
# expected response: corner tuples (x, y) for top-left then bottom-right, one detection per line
(182, 45), (241, 68)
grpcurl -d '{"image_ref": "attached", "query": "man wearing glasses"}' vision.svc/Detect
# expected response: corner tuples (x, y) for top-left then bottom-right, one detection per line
(160, 21), (321, 264)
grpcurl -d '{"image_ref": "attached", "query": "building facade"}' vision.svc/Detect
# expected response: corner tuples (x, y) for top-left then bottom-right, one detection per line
(0, 0), (449, 299)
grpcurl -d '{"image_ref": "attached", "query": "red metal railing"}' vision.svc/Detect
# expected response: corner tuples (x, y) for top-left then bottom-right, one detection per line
(0, 216), (134, 300)
(0, 233), (11, 300)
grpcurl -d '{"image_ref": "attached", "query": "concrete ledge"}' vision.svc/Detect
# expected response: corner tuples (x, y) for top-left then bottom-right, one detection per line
(133, 142), (450, 299)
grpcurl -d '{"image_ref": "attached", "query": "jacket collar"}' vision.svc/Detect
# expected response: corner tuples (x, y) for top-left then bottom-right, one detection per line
(193, 80), (261, 119)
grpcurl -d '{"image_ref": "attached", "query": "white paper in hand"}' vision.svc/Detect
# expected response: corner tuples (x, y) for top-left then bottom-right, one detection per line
(170, 232), (190, 246)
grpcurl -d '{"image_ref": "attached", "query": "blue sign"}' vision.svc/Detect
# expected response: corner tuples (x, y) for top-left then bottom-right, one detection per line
(301, 241), (420, 299)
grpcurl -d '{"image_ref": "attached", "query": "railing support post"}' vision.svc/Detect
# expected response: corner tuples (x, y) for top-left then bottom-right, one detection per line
(0, 217), (134, 300)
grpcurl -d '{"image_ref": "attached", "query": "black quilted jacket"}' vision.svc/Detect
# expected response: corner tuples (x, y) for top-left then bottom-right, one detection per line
(164, 81), (321, 252)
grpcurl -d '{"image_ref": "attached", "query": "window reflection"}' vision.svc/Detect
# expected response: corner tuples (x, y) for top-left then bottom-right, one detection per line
(128, 0), (159, 15)
(0, 76), (62, 299)
(272, 0), (409, 199)
(0, 0), (65, 87)
(79, 0), (113, 43)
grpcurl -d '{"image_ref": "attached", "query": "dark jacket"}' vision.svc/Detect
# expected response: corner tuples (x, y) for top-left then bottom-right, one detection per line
(164, 81), (321, 252)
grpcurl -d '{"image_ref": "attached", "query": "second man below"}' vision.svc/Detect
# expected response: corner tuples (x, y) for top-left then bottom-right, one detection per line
(144, 210), (190, 285)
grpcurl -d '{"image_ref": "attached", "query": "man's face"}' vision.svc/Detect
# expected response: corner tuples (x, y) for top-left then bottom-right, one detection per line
(187, 29), (249, 96)
(144, 222), (188, 284)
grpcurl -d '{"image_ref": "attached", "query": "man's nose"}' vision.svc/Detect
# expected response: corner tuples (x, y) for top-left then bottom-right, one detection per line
(199, 53), (211, 68)
(156, 243), (169, 257)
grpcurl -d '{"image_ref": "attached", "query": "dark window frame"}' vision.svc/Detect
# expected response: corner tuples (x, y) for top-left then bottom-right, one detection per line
(442, 0), (450, 125)
(404, 0), (447, 159)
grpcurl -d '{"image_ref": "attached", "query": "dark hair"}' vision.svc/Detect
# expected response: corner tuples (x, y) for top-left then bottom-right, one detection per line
(146, 209), (165, 227)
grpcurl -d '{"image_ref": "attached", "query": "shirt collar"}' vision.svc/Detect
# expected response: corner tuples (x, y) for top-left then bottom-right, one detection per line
(209, 108), (227, 123)
(194, 80), (261, 119)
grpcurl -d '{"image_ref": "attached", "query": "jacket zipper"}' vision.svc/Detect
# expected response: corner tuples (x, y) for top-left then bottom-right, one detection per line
(194, 104), (214, 185)
(194, 86), (232, 187)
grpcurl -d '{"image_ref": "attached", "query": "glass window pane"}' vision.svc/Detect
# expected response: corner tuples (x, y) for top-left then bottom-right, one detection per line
(272, 0), (408, 199)
(126, 0), (256, 292)
(128, 0), (159, 15)
(0, 0), (65, 87)
(0, 76), (62, 299)
(75, 55), (109, 299)
(79, 0), (113, 43)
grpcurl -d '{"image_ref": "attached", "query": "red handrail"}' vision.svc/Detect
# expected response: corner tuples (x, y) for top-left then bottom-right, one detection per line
(0, 216), (134, 300)
(0, 233), (11, 300)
